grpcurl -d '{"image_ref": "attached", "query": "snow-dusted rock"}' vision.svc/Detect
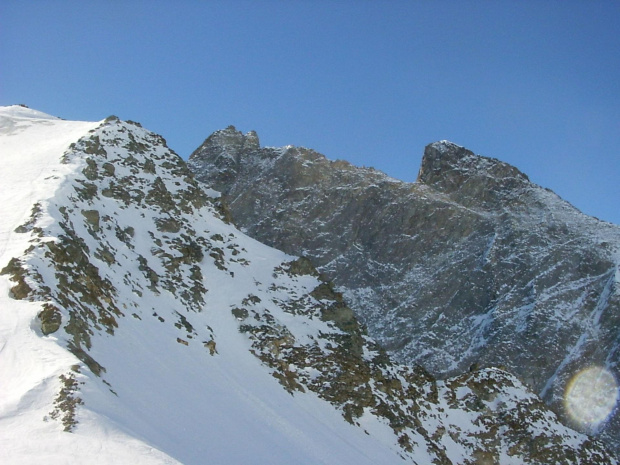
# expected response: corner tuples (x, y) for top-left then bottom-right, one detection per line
(189, 127), (620, 455)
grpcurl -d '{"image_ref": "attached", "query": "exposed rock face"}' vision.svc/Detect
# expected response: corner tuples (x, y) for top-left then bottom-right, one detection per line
(189, 128), (620, 452)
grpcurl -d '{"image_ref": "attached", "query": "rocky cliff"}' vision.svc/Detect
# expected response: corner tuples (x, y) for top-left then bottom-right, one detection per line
(188, 126), (620, 453)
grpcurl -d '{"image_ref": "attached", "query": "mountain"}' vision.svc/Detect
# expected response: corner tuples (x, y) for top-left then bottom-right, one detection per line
(188, 125), (620, 454)
(1, 106), (615, 464)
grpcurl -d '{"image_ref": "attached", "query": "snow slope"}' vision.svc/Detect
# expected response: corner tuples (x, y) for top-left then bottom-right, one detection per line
(0, 106), (408, 464)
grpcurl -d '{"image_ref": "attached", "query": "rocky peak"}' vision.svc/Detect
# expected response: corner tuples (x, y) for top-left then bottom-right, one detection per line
(193, 125), (260, 159)
(418, 140), (532, 210)
(188, 125), (261, 189)
(244, 129), (260, 150)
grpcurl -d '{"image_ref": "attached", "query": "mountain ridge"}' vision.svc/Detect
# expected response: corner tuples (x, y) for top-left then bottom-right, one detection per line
(0, 106), (616, 463)
(188, 125), (620, 454)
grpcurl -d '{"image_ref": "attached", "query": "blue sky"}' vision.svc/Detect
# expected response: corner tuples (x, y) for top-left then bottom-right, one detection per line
(2, 1), (619, 224)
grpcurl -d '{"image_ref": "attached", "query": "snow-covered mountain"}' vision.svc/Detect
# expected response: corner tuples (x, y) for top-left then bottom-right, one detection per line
(188, 126), (620, 456)
(0, 106), (615, 464)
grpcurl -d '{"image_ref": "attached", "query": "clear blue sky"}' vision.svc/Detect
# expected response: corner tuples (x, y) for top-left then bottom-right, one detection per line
(2, 1), (619, 224)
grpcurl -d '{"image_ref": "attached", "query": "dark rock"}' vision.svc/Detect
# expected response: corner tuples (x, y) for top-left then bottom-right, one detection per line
(101, 162), (115, 177)
(155, 217), (181, 233)
(81, 209), (100, 231)
(0, 257), (33, 300)
(39, 303), (62, 335)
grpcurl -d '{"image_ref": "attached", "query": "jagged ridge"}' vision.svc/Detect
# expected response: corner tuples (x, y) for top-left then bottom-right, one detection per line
(188, 126), (620, 455)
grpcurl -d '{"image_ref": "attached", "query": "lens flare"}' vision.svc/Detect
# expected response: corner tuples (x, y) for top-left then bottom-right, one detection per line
(564, 366), (618, 432)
